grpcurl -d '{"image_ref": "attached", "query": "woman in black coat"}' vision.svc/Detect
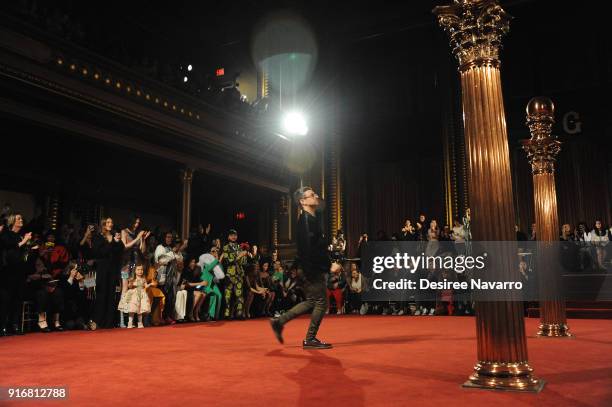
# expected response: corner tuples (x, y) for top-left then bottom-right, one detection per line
(0, 213), (32, 336)
(90, 218), (124, 329)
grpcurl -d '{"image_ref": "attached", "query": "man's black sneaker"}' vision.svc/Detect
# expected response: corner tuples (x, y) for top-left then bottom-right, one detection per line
(303, 338), (333, 349)
(269, 318), (284, 344)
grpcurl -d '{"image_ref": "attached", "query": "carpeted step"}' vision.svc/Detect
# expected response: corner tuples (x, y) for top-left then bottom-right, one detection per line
(527, 304), (612, 319)
(566, 301), (612, 309)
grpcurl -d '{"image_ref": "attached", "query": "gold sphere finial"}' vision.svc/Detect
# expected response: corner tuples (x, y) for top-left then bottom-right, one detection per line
(526, 97), (554, 117)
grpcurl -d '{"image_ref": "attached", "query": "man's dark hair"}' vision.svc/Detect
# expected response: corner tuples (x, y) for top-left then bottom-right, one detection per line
(293, 186), (313, 204)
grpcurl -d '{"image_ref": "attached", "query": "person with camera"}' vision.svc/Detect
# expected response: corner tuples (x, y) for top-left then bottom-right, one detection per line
(0, 213), (32, 336)
(90, 217), (124, 329)
(60, 260), (89, 330)
(400, 220), (416, 241)
(270, 186), (336, 349)
(329, 229), (347, 262)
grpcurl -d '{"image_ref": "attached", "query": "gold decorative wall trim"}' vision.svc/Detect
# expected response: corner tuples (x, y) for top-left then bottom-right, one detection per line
(52, 54), (203, 122)
(0, 60), (283, 175)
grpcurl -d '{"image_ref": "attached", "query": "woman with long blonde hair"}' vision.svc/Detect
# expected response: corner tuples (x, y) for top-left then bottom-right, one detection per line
(90, 217), (124, 328)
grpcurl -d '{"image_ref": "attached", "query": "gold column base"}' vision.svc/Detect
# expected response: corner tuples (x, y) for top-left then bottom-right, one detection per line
(463, 362), (545, 392)
(537, 323), (572, 338)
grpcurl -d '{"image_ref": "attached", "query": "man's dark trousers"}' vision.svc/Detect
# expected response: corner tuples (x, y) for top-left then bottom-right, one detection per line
(277, 274), (327, 340)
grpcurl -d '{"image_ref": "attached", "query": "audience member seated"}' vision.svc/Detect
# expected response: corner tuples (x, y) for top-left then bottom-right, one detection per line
(245, 263), (270, 319)
(280, 265), (303, 311)
(327, 263), (346, 314)
(61, 260), (89, 330)
(270, 260), (285, 316)
(145, 262), (165, 326)
(347, 263), (365, 314)
(183, 257), (206, 321)
(27, 256), (64, 332)
(39, 232), (70, 279)
(197, 247), (224, 321)
(258, 261), (275, 317)
(174, 259), (188, 323)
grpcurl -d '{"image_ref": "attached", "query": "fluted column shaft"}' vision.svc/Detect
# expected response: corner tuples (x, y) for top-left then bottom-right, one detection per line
(328, 136), (343, 236)
(461, 64), (535, 386)
(523, 97), (570, 337)
(435, 0), (543, 391)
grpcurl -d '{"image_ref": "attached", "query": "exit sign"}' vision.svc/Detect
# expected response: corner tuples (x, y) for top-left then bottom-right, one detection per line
(216, 68), (225, 77)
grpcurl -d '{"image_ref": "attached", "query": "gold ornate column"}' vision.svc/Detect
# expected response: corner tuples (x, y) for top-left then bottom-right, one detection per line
(442, 120), (456, 227)
(522, 97), (571, 337)
(180, 168), (193, 241)
(47, 194), (60, 231)
(272, 198), (279, 249)
(328, 136), (343, 236)
(434, 0), (543, 391)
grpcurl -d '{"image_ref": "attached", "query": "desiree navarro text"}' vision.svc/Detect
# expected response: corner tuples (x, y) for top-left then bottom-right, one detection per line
(372, 279), (523, 290)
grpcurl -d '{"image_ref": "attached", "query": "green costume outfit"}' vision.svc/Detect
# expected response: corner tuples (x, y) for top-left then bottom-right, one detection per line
(199, 258), (223, 320)
(222, 242), (247, 318)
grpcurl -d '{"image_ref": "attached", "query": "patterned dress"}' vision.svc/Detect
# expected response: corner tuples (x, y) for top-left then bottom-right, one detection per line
(126, 277), (151, 314)
(222, 242), (247, 318)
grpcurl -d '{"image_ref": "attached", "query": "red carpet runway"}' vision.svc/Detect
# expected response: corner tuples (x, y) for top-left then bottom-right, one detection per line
(1, 316), (611, 407)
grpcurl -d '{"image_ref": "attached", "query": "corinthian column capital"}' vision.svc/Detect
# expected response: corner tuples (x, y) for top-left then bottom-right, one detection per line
(433, 0), (511, 70)
(522, 97), (561, 175)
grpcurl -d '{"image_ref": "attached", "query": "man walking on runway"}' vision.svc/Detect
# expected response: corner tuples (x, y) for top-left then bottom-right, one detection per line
(270, 186), (339, 349)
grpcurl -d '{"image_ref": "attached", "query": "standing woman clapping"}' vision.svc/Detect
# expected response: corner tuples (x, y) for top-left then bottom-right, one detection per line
(91, 217), (124, 329)
(0, 213), (32, 336)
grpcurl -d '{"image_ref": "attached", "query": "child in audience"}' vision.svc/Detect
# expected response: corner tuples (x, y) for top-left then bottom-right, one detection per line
(126, 263), (151, 328)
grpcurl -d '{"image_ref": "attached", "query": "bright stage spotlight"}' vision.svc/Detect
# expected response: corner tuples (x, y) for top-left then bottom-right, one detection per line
(187, 64), (193, 71)
(282, 111), (308, 136)
(183, 76), (188, 83)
